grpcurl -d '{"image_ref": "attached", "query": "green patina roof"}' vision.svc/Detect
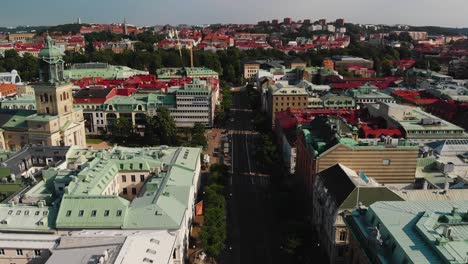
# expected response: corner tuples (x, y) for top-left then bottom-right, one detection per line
(156, 67), (218, 80)
(26, 114), (59, 122)
(0, 146), (202, 232)
(0, 110), (36, 130)
(346, 201), (468, 264)
(0, 204), (57, 233)
(104, 93), (176, 111)
(64, 64), (147, 80)
(0, 94), (36, 110)
(56, 195), (129, 229)
(39, 36), (64, 59)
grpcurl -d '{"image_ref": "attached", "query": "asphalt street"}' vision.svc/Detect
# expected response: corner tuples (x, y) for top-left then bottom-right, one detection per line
(223, 91), (276, 264)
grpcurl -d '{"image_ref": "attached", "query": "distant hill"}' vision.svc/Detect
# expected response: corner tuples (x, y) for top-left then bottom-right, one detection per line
(0, 26), (48, 34)
(409, 26), (468, 36)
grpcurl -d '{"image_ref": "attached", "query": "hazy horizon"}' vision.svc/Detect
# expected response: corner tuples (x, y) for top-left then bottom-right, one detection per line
(1, 0), (468, 28)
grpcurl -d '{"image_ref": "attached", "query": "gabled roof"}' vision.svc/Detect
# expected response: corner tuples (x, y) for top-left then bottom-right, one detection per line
(319, 164), (357, 207)
(339, 187), (403, 210)
(56, 196), (129, 229)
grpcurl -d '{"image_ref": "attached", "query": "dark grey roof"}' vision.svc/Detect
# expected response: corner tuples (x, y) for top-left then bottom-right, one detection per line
(319, 164), (356, 207)
(2, 146), (71, 176)
(73, 88), (114, 99)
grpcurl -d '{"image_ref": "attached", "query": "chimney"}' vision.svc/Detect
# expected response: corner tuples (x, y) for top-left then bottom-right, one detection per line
(443, 225), (452, 238)
(444, 181), (450, 191)
(451, 206), (459, 216)
(423, 180), (428, 190)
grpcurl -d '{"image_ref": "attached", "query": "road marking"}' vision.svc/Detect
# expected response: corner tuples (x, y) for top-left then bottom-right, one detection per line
(245, 134), (252, 175)
(230, 131), (234, 174)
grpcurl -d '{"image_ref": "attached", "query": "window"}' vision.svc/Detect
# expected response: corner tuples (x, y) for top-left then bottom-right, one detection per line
(131, 175), (136, 182)
(66, 210), (72, 217)
(78, 210), (84, 217)
(123, 188), (128, 195)
(16, 211), (21, 215)
(24, 210), (29, 216)
(104, 210), (110, 217)
(43, 211), (48, 216)
(131, 188), (137, 195)
(16, 249), (23, 255)
(140, 175), (145, 182)
(8, 210), (12, 215)
(0, 249), (4, 255)
(122, 175), (126, 182)
(34, 249), (41, 256)
(339, 231), (347, 241)
(91, 210), (97, 217)
(383, 159), (391, 166)
(35, 211), (40, 216)
(116, 210), (122, 217)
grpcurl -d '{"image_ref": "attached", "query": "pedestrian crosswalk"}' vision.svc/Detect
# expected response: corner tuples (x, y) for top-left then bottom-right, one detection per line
(231, 173), (270, 186)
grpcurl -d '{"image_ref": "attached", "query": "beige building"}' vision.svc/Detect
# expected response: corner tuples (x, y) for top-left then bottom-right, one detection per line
(0, 36), (86, 151)
(7, 32), (36, 42)
(266, 82), (308, 126)
(243, 62), (261, 80)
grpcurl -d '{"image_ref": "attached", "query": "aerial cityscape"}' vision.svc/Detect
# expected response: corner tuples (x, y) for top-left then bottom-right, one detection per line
(0, 2), (467, 264)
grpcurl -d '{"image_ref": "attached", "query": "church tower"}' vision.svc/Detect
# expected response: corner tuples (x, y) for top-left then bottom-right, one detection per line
(34, 36), (74, 116)
(28, 36), (86, 148)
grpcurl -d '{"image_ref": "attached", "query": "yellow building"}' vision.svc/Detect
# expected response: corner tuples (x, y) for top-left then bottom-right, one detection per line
(7, 32), (36, 42)
(243, 62), (261, 80)
(267, 82), (309, 126)
(0, 36), (86, 151)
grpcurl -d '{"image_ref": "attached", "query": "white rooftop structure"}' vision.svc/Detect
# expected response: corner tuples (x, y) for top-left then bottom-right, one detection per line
(0, 70), (22, 84)
(46, 230), (178, 264)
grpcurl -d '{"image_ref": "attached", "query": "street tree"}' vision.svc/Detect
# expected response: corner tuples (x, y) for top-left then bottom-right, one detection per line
(154, 107), (177, 146)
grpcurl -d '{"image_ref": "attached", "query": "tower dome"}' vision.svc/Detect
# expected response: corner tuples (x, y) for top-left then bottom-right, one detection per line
(38, 36), (64, 60)
(38, 36), (65, 84)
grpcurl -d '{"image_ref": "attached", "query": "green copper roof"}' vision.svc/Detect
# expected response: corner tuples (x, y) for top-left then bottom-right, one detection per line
(104, 93), (176, 111)
(0, 204), (57, 233)
(346, 201), (468, 264)
(0, 94), (36, 110)
(64, 63), (148, 80)
(0, 146), (201, 232)
(56, 195), (129, 229)
(0, 110), (36, 130)
(39, 36), (64, 59)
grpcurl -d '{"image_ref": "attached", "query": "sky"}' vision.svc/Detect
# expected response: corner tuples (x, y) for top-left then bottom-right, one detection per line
(1, 0), (468, 28)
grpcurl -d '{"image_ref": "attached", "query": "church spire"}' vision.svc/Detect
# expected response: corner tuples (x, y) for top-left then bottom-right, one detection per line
(38, 36), (65, 84)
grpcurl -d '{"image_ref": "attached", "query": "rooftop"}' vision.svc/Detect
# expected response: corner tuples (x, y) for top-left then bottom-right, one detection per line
(346, 201), (468, 264)
(2, 146), (201, 232)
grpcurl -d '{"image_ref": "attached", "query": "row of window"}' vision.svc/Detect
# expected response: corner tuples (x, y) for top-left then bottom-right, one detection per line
(172, 110), (209, 113)
(275, 96), (307, 101)
(7, 210), (48, 216)
(119, 163), (144, 170)
(275, 102), (308, 107)
(122, 187), (137, 195)
(0, 249), (41, 256)
(172, 116), (209, 119)
(177, 104), (209, 108)
(407, 130), (463, 134)
(122, 175), (145, 182)
(177, 98), (208, 101)
(66, 209), (123, 217)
